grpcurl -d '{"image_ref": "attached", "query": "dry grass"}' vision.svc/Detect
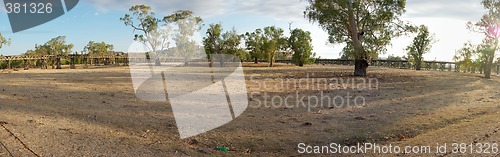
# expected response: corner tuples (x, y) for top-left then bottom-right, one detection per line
(0, 63), (498, 156)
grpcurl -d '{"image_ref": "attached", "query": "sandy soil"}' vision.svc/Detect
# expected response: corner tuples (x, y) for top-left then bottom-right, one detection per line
(0, 63), (499, 156)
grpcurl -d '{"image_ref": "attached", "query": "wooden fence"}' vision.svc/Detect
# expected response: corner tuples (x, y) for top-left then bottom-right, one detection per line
(275, 59), (500, 75)
(0, 54), (129, 69)
(1, 55), (499, 75)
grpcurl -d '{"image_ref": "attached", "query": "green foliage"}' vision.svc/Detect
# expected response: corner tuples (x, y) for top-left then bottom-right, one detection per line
(243, 29), (266, 63)
(289, 28), (315, 66)
(387, 55), (403, 61)
(167, 10), (203, 65)
(25, 36), (73, 56)
(405, 25), (435, 70)
(467, 0), (500, 78)
(83, 41), (114, 55)
(204, 23), (223, 58)
(120, 5), (161, 42)
(203, 24), (246, 61)
(0, 33), (11, 49)
(304, 0), (413, 60)
(120, 5), (174, 65)
(222, 27), (243, 56)
(454, 42), (476, 72)
(262, 26), (287, 67)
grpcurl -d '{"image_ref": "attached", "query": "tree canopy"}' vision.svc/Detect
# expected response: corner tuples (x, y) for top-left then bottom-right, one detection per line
(243, 29), (266, 63)
(467, 0), (500, 78)
(405, 25), (435, 70)
(289, 28), (316, 66)
(262, 26), (287, 67)
(166, 10), (203, 66)
(83, 41), (114, 55)
(304, 0), (414, 76)
(0, 33), (10, 50)
(120, 5), (173, 65)
(25, 36), (73, 56)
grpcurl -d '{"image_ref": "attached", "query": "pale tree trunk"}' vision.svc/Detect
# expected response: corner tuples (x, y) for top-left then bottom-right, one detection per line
(348, 1), (368, 77)
(485, 39), (498, 79)
(155, 58), (161, 66)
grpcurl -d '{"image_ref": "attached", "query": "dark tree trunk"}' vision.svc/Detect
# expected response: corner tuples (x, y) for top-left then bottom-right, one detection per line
(56, 57), (62, 69)
(70, 57), (76, 69)
(416, 60), (422, 71)
(254, 57), (258, 64)
(354, 59), (368, 77)
(485, 61), (492, 79)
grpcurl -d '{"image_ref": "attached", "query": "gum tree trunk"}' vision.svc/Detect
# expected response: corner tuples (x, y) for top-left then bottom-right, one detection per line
(354, 59), (368, 77)
(416, 60), (422, 70)
(485, 39), (498, 79)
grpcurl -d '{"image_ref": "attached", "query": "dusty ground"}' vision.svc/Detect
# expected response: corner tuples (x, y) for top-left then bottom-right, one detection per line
(0, 63), (498, 156)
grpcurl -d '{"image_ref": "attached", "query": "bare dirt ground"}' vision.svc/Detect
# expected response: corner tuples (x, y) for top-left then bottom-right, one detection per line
(0, 63), (499, 156)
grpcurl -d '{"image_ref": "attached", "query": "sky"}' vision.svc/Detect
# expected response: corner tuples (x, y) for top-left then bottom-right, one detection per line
(0, 0), (492, 61)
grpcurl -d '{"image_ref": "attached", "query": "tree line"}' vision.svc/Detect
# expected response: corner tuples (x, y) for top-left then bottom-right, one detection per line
(120, 5), (316, 67)
(1, 1), (499, 79)
(0, 34), (115, 69)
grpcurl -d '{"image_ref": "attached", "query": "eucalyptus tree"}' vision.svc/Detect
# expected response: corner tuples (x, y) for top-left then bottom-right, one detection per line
(83, 41), (114, 65)
(467, 0), (500, 79)
(204, 23), (224, 65)
(120, 5), (172, 66)
(0, 33), (10, 50)
(454, 42), (478, 73)
(405, 25), (435, 70)
(43, 36), (73, 69)
(221, 27), (243, 61)
(289, 28), (315, 66)
(243, 29), (265, 63)
(304, 0), (414, 76)
(166, 10), (203, 66)
(262, 26), (287, 67)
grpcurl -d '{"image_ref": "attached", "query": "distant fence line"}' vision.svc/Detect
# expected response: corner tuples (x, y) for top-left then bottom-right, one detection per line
(275, 59), (500, 75)
(0, 54), (129, 69)
(0, 55), (498, 75)
(0, 54), (202, 69)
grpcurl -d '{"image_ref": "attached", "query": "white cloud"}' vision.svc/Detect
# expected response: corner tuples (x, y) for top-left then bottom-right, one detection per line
(405, 0), (486, 21)
(82, 0), (308, 20)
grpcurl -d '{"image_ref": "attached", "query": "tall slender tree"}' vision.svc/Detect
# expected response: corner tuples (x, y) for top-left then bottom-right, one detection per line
(262, 26), (287, 67)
